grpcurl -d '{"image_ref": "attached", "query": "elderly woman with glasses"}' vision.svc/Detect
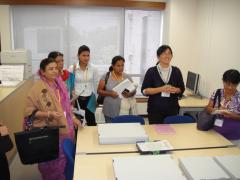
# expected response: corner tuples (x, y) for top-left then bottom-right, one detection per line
(24, 58), (80, 180)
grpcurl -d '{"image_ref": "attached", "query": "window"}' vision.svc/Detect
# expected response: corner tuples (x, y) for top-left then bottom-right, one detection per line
(124, 10), (162, 95)
(12, 6), (162, 95)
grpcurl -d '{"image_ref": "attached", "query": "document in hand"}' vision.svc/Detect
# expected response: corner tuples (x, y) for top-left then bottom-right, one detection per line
(211, 109), (229, 115)
(112, 79), (136, 98)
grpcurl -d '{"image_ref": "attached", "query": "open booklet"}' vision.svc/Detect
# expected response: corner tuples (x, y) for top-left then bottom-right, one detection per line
(112, 79), (137, 98)
(136, 140), (173, 154)
(211, 109), (229, 115)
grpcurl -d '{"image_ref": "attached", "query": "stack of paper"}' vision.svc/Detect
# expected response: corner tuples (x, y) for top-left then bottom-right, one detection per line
(179, 156), (230, 180)
(0, 65), (24, 81)
(112, 79), (136, 98)
(113, 155), (186, 180)
(214, 155), (240, 179)
(0, 81), (21, 87)
(98, 123), (149, 144)
(136, 140), (173, 153)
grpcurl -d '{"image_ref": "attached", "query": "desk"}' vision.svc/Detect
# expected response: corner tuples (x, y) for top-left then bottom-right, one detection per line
(178, 96), (209, 115)
(73, 153), (139, 180)
(73, 147), (240, 180)
(76, 124), (232, 154)
(95, 96), (209, 123)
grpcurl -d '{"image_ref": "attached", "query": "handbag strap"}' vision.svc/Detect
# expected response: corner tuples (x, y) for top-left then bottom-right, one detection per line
(212, 89), (221, 108)
(25, 109), (39, 130)
(103, 72), (110, 90)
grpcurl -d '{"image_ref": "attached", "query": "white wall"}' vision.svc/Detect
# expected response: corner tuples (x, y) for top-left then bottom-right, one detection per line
(163, 0), (198, 85)
(0, 5), (12, 50)
(163, 0), (240, 97)
(194, 0), (240, 97)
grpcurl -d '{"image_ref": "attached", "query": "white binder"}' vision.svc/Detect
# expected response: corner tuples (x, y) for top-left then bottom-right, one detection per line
(97, 123), (148, 144)
(112, 155), (186, 180)
(214, 155), (240, 180)
(179, 156), (230, 180)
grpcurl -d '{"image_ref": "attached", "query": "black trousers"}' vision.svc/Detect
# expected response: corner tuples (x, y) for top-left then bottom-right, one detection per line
(76, 96), (96, 126)
(148, 108), (179, 124)
(0, 154), (10, 180)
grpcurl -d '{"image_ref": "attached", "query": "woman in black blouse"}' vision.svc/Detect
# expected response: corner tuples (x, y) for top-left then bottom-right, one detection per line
(141, 45), (185, 124)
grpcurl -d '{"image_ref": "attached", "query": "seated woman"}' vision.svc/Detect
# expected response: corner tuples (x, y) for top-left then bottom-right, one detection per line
(48, 51), (74, 95)
(206, 69), (240, 146)
(97, 56), (137, 123)
(24, 58), (80, 180)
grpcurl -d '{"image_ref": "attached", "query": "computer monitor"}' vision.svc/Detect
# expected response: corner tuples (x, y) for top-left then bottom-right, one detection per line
(186, 71), (200, 95)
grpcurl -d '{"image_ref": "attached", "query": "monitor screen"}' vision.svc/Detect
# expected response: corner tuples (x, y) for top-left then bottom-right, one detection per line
(186, 71), (199, 94)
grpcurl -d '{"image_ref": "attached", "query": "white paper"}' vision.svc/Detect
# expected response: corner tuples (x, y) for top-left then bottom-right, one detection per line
(0, 65), (24, 81)
(0, 81), (21, 87)
(112, 79), (136, 98)
(214, 119), (223, 127)
(137, 140), (173, 152)
(161, 92), (170, 97)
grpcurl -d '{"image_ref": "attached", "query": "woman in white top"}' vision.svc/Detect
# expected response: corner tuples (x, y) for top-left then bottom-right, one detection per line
(69, 45), (98, 126)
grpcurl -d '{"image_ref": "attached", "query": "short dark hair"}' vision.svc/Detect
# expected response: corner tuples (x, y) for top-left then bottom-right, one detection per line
(78, 45), (90, 56)
(48, 51), (63, 60)
(222, 69), (240, 85)
(40, 58), (56, 71)
(109, 56), (125, 71)
(157, 45), (173, 57)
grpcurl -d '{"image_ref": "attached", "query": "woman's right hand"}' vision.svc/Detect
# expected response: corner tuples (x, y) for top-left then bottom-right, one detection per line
(111, 91), (119, 98)
(49, 111), (63, 120)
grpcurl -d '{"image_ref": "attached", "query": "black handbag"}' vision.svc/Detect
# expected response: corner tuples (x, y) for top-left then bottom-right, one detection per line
(97, 72), (110, 105)
(0, 134), (13, 154)
(196, 89), (221, 131)
(14, 126), (59, 164)
(14, 109), (60, 164)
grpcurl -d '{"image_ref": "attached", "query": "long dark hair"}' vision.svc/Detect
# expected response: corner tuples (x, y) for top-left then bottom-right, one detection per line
(109, 56), (125, 71)
(156, 45), (173, 65)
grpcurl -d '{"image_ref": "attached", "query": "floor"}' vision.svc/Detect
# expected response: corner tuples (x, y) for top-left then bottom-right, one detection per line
(9, 153), (42, 180)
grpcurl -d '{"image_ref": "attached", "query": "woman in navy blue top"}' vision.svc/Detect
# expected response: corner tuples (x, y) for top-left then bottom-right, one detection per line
(141, 45), (185, 124)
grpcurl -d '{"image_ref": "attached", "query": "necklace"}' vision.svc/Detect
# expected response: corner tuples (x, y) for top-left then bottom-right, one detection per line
(112, 71), (123, 81)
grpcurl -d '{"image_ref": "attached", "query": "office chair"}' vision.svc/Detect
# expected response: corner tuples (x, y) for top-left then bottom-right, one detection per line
(63, 138), (75, 180)
(163, 115), (195, 124)
(112, 115), (145, 125)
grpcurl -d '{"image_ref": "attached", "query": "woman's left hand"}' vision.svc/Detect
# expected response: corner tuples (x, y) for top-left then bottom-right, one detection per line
(73, 117), (82, 128)
(220, 110), (233, 118)
(122, 89), (134, 98)
(169, 86), (181, 94)
(0, 125), (9, 136)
